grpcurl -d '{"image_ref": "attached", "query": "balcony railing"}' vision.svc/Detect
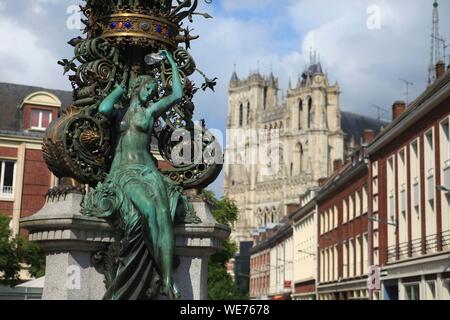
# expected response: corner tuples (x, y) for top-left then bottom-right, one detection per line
(387, 231), (450, 262)
(0, 186), (14, 198)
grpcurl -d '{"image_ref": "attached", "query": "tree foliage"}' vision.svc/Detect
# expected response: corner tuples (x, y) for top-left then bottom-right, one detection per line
(0, 215), (45, 286)
(204, 191), (248, 300)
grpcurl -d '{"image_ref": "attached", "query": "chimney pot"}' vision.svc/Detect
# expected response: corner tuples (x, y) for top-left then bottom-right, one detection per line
(436, 60), (446, 79)
(362, 129), (376, 145)
(392, 100), (406, 120)
(333, 159), (343, 173)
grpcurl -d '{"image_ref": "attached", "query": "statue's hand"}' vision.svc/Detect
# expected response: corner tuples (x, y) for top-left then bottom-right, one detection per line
(160, 50), (174, 64)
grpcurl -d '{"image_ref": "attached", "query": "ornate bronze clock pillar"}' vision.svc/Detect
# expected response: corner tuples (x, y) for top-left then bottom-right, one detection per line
(21, 0), (228, 301)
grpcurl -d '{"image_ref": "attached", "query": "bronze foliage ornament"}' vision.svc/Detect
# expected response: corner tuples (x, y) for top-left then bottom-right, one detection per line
(43, 0), (222, 190)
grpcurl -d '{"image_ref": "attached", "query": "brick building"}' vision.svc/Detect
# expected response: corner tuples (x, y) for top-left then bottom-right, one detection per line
(316, 150), (371, 300)
(0, 83), (73, 237)
(249, 220), (293, 300)
(367, 62), (450, 300)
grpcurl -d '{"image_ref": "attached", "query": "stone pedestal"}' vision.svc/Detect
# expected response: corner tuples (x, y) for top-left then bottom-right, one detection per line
(20, 192), (230, 300)
(172, 198), (230, 300)
(20, 193), (114, 300)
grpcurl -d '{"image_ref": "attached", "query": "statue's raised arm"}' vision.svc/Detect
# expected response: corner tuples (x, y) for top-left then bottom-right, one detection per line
(147, 50), (184, 120)
(99, 84), (125, 118)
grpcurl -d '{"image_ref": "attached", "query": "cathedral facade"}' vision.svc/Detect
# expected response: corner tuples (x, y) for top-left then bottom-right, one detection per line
(224, 59), (382, 243)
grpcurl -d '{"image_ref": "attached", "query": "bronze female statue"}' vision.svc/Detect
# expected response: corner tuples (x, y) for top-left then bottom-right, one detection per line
(81, 51), (198, 300)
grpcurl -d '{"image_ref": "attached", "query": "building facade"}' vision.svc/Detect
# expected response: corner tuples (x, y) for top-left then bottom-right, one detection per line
(291, 190), (318, 300)
(0, 83), (73, 237)
(224, 58), (383, 244)
(367, 62), (450, 300)
(249, 221), (293, 300)
(316, 150), (371, 300)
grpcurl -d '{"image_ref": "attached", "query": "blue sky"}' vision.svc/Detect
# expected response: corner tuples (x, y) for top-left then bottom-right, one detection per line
(0, 0), (449, 196)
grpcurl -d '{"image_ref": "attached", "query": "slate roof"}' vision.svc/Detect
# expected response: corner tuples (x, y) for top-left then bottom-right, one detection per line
(0, 82), (73, 133)
(341, 111), (388, 143)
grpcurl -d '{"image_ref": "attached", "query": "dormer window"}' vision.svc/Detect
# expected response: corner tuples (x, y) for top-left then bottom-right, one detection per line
(30, 109), (52, 131)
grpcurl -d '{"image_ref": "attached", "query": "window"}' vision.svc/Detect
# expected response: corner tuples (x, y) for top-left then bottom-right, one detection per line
(334, 206), (338, 229)
(0, 160), (15, 198)
(239, 104), (244, 127)
(349, 238), (355, 278)
(404, 284), (420, 300)
(363, 234), (369, 272)
(343, 199), (348, 224)
(31, 109), (52, 131)
(363, 185), (368, 214)
(307, 97), (313, 129)
(349, 194), (354, 221)
(441, 118), (450, 163)
(440, 119), (450, 235)
(247, 102), (251, 125)
(355, 191), (361, 217)
(356, 236), (362, 276)
(398, 150), (408, 249)
(343, 241), (349, 279)
(298, 99), (303, 130)
(425, 130), (436, 249)
(443, 281), (450, 300)
(410, 140), (421, 253)
(387, 156), (396, 252)
(426, 281), (436, 300)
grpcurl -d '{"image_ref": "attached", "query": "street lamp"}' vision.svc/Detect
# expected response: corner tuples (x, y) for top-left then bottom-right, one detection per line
(437, 185), (450, 192)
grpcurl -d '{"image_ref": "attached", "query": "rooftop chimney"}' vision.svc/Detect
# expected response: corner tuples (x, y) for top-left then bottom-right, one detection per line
(333, 159), (343, 173)
(362, 129), (376, 145)
(392, 100), (406, 121)
(436, 60), (446, 80)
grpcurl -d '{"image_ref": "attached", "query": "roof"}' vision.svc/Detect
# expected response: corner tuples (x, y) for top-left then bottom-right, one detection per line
(341, 111), (388, 143)
(16, 277), (45, 289)
(230, 71), (239, 82)
(368, 68), (450, 155)
(0, 82), (73, 132)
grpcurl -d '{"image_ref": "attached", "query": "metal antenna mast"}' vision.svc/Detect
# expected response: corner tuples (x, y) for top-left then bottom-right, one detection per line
(399, 78), (414, 105)
(433, 35), (449, 65)
(370, 103), (389, 126)
(429, 0), (442, 84)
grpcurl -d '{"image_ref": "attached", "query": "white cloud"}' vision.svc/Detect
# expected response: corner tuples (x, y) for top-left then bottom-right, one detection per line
(221, 0), (275, 12)
(0, 15), (66, 89)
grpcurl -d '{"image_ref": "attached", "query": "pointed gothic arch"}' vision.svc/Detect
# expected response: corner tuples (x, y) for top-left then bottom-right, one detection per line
(293, 143), (304, 175)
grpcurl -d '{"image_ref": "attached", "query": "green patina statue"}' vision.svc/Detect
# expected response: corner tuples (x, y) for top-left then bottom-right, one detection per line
(42, 0), (221, 300)
(81, 51), (197, 300)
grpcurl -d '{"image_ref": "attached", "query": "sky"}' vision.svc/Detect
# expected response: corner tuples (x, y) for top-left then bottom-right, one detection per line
(0, 0), (449, 196)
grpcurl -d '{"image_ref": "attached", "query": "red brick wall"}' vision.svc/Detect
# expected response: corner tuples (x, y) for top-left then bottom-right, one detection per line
(318, 166), (369, 279)
(20, 149), (51, 219)
(294, 280), (316, 294)
(0, 201), (13, 217)
(0, 146), (18, 158)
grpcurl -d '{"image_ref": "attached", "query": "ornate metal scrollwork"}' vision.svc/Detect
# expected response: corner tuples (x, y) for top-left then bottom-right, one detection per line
(45, 0), (220, 191)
